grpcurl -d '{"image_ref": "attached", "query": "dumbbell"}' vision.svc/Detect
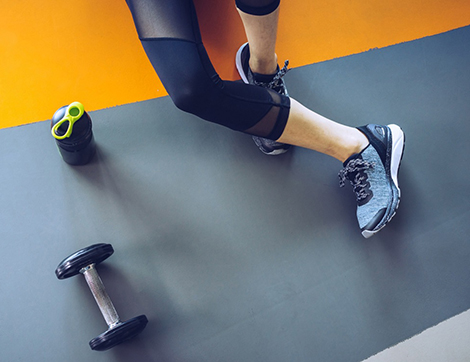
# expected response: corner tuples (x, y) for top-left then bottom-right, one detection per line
(55, 243), (148, 351)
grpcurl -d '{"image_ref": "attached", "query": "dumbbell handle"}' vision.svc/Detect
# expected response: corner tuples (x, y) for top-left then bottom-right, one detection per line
(80, 264), (121, 328)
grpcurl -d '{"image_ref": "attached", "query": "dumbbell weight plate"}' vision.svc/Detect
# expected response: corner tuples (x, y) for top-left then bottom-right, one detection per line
(89, 315), (149, 351)
(55, 243), (114, 280)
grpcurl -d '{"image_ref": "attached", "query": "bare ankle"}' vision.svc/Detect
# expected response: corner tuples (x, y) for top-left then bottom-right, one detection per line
(249, 54), (278, 75)
(342, 131), (369, 162)
(356, 130), (370, 154)
(334, 130), (368, 163)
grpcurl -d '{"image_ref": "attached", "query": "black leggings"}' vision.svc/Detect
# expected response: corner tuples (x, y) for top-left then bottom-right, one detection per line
(125, 0), (290, 140)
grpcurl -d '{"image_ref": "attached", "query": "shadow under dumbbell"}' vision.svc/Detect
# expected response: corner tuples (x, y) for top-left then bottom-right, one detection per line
(77, 262), (174, 360)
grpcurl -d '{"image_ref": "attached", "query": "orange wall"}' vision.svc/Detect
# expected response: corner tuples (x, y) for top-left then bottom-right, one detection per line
(1, 0), (469, 129)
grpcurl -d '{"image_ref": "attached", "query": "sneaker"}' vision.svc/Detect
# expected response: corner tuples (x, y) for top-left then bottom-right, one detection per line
(236, 42), (291, 155)
(338, 124), (405, 238)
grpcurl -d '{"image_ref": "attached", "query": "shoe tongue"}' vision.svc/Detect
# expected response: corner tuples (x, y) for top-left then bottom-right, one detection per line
(252, 70), (278, 84)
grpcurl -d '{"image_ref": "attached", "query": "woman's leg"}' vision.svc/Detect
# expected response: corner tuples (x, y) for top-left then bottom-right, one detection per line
(279, 100), (368, 162)
(125, 0), (405, 237)
(236, 3), (279, 75)
(235, 3), (289, 155)
(236, 1), (368, 162)
(125, 0), (290, 140)
(237, 0), (405, 238)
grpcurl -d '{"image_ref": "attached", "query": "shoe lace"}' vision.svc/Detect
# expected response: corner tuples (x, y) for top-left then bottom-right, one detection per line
(338, 158), (375, 201)
(253, 60), (290, 94)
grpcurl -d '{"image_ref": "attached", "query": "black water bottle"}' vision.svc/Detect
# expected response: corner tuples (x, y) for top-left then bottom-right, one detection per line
(51, 102), (96, 165)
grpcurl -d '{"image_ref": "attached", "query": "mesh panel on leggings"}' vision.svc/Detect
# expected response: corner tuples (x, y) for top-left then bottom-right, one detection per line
(125, 0), (290, 140)
(244, 90), (289, 138)
(126, 0), (201, 41)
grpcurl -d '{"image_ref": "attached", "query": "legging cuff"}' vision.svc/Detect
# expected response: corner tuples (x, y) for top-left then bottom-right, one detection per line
(235, 0), (280, 16)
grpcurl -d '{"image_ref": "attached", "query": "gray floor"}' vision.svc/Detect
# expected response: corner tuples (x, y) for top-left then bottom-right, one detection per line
(1, 26), (469, 362)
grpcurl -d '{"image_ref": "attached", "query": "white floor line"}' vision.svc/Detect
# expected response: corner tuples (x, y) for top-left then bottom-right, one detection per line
(362, 309), (470, 362)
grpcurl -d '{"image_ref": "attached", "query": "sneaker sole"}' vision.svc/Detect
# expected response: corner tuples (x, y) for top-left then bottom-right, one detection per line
(362, 124), (405, 238)
(235, 42), (250, 84)
(388, 124), (405, 197)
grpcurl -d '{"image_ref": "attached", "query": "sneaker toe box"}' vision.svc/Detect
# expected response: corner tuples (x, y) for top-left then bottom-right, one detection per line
(360, 207), (387, 238)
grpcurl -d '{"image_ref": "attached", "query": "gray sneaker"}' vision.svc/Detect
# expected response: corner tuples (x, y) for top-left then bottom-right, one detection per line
(236, 42), (291, 155)
(339, 124), (405, 238)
